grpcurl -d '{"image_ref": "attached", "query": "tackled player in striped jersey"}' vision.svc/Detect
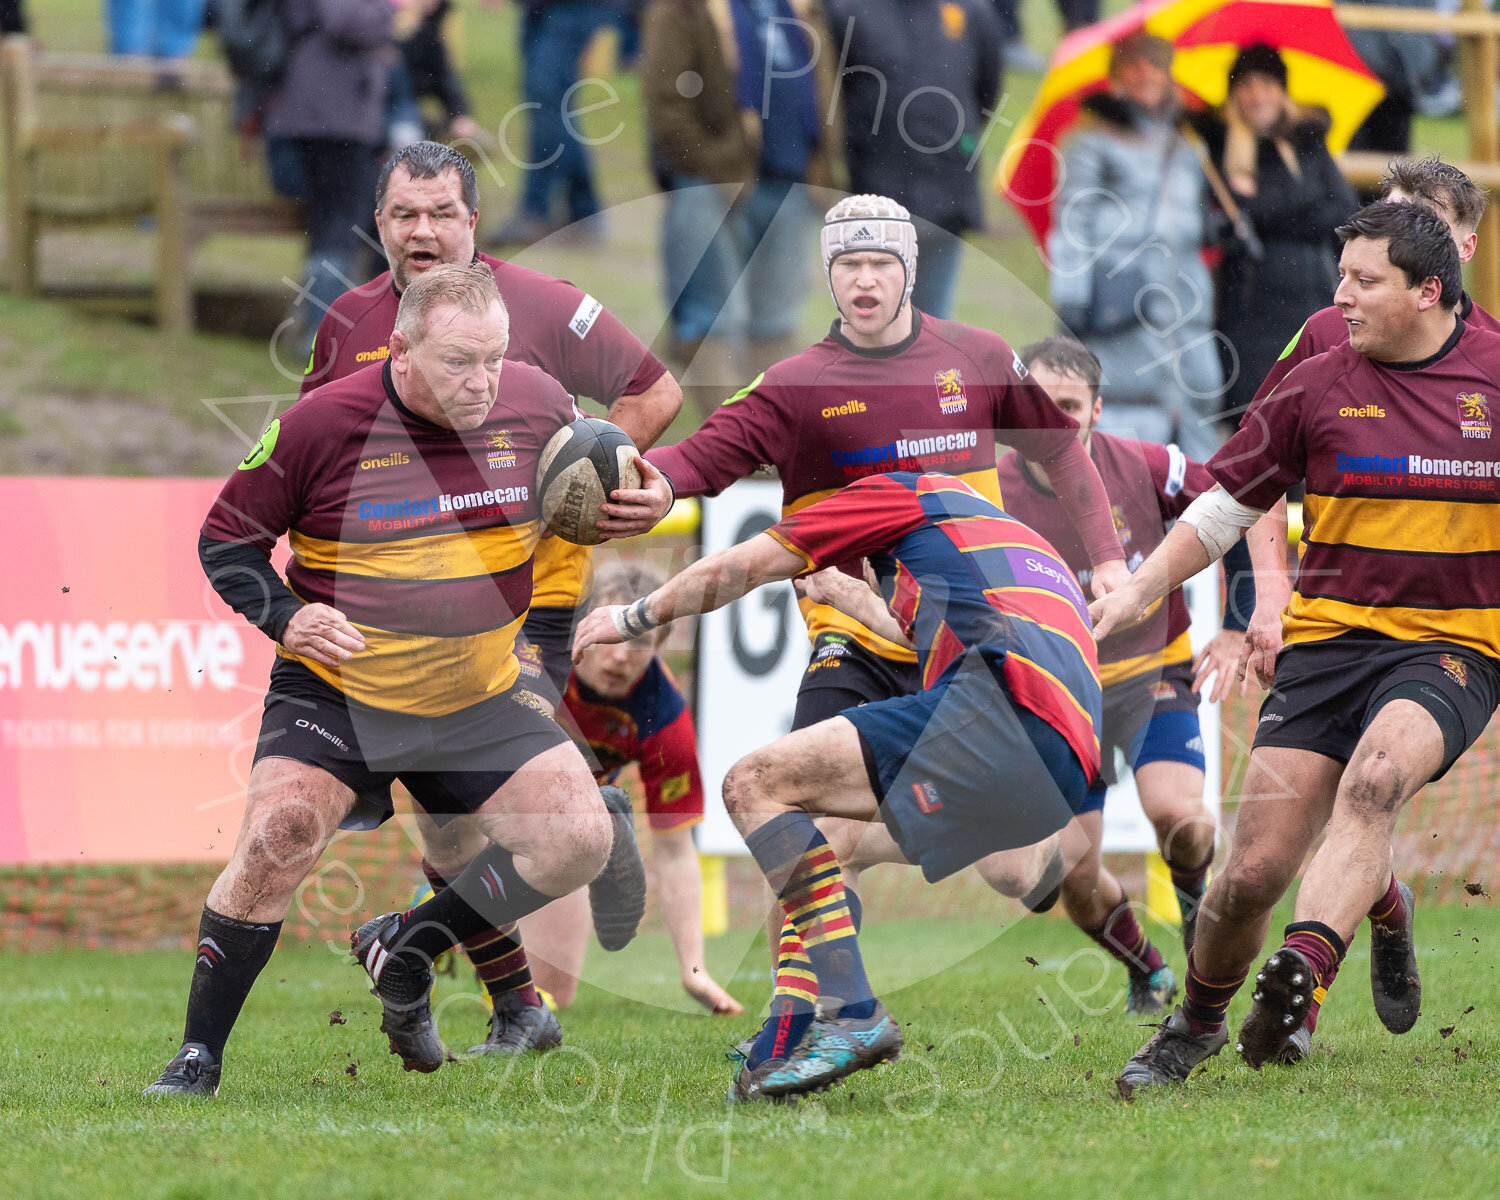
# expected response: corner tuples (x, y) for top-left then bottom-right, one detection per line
(576, 470), (1104, 1099)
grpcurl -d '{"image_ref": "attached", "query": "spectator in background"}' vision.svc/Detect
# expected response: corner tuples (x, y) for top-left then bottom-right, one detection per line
(265, 0), (395, 352)
(1341, 0), (1442, 164)
(641, 0), (836, 381)
(487, 0), (618, 245)
(107, 0), (203, 57)
(1048, 33), (1223, 461)
(1056, 0), (1098, 33)
(398, 0), (484, 142)
(826, 0), (1002, 319)
(1202, 44), (1356, 424)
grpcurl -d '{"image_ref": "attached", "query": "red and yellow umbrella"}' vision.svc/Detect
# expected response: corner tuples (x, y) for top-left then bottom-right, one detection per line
(995, 0), (1385, 243)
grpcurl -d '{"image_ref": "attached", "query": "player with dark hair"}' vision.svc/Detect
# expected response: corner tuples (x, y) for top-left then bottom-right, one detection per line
(998, 337), (1287, 1011)
(1248, 156), (1494, 411)
(297, 139), (683, 1054)
(1094, 202), (1500, 1094)
(143, 265), (674, 1096)
(519, 560), (742, 1017)
(603, 192), (1126, 1091)
(1232, 157), (1496, 1056)
(574, 470), (1102, 1098)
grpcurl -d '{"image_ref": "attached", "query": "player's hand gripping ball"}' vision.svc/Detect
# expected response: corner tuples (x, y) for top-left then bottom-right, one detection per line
(536, 417), (641, 545)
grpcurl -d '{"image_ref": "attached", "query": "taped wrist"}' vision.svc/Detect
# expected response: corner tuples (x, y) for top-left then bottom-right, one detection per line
(1182, 488), (1264, 560)
(612, 596), (660, 641)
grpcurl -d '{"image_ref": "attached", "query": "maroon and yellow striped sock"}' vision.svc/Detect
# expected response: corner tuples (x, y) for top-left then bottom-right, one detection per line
(1181, 949), (1246, 1035)
(1086, 901), (1166, 975)
(422, 859), (541, 1008)
(745, 813), (873, 1019)
(1368, 874), (1407, 934)
(1283, 921), (1348, 1033)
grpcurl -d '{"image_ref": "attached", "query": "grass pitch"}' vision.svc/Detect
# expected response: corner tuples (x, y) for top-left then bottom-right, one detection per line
(2, 902), (1497, 1200)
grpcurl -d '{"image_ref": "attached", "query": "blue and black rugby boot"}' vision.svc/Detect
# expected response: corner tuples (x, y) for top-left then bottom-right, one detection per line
(1125, 964), (1177, 1015)
(757, 1000), (902, 1098)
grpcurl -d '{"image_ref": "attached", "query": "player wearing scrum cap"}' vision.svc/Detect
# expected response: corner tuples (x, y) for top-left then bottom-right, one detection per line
(604, 194), (1130, 1097)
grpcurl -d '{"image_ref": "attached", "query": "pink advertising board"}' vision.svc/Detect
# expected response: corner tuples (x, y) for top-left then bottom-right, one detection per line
(1, 477), (281, 864)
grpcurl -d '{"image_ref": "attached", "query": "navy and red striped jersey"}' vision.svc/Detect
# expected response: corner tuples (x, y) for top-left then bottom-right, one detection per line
(997, 434), (1213, 687)
(767, 471), (1102, 779)
(560, 659), (705, 833)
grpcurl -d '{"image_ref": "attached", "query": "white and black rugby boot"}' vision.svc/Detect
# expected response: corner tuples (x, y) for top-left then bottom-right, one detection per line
(351, 912), (447, 1073)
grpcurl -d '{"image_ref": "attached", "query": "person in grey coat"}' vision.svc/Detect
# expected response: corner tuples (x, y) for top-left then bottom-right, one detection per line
(265, 0), (395, 351)
(1047, 34), (1224, 460)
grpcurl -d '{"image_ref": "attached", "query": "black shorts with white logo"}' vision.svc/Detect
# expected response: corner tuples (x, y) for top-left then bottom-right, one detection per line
(1254, 632), (1500, 781)
(253, 660), (570, 830)
(791, 632), (924, 730)
(516, 603), (587, 703)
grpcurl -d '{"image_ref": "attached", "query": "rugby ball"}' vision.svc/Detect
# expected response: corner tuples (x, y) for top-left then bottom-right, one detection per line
(537, 417), (641, 546)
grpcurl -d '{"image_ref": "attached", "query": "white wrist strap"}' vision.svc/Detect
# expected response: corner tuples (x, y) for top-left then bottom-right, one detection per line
(1182, 487), (1265, 559)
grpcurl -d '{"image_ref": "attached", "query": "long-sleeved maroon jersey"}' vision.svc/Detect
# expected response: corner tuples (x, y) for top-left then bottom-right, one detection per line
(299, 252), (666, 609)
(205, 360), (576, 715)
(646, 314), (1123, 659)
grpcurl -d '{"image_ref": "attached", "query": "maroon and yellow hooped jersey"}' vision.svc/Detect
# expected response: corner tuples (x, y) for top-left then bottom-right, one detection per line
(646, 313), (1121, 662)
(204, 360), (576, 715)
(1212, 319), (1500, 663)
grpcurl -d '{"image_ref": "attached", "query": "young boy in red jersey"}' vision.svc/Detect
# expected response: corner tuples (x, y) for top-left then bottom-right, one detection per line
(518, 561), (742, 1017)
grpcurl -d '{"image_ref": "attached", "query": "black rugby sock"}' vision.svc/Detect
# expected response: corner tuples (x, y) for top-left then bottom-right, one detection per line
(182, 906), (282, 1060)
(393, 845), (555, 964)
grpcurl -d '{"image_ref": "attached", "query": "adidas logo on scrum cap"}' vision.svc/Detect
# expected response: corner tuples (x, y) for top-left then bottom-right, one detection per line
(850, 225), (873, 240)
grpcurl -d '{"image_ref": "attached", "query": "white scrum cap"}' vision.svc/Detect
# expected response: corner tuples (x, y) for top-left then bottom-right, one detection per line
(821, 194), (918, 319)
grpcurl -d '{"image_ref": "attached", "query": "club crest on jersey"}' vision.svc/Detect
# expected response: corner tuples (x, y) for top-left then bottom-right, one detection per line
(1441, 653), (1469, 688)
(935, 368), (968, 414)
(486, 428), (517, 469)
(1457, 392), (1491, 439)
(911, 780), (943, 814)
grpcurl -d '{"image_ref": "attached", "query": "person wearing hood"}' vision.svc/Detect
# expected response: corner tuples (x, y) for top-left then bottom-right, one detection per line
(1048, 33), (1224, 462)
(1202, 44), (1357, 426)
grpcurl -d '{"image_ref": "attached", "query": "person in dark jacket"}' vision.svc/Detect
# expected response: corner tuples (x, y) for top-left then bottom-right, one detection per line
(1204, 44), (1357, 423)
(265, 0), (395, 353)
(824, 0), (1002, 318)
(641, 0), (839, 380)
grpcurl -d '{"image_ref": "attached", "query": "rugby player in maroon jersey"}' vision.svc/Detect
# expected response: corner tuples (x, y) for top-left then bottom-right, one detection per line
(998, 338), (1288, 1012)
(1233, 158), (1492, 1047)
(600, 194), (1128, 1086)
(297, 142), (684, 1054)
(144, 266), (675, 1096)
(1096, 204), (1500, 1093)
